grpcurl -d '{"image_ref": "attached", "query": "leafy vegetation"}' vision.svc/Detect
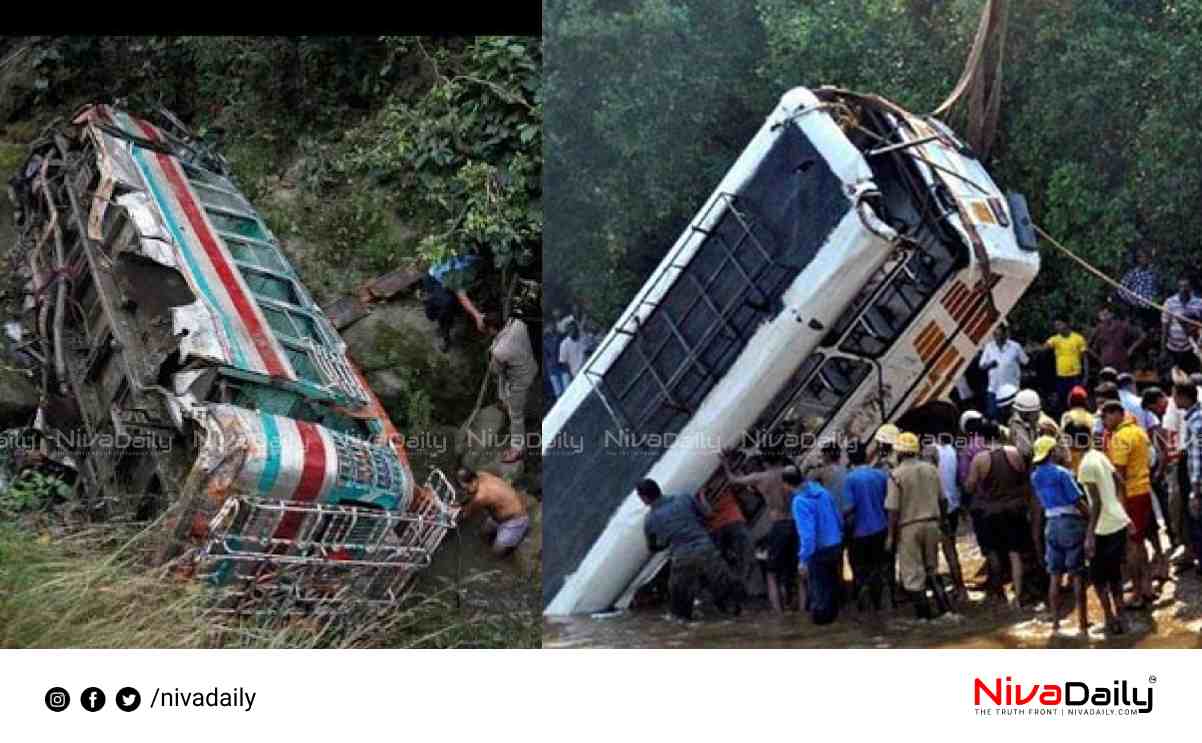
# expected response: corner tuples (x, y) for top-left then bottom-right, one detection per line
(545, 0), (1202, 341)
(1, 35), (542, 306)
(0, 471), (70, 516)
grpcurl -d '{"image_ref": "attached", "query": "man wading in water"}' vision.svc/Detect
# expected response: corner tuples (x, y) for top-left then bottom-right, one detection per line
(966, 421), (1034, 607)
(639, 478), (744, 620)
(886, 432), (947, 619)
(722, 453), (798, 612)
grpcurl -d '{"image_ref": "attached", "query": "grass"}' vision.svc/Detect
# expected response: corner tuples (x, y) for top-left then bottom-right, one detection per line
(0, 142), (26, 176)
(0, 522), (539, 649)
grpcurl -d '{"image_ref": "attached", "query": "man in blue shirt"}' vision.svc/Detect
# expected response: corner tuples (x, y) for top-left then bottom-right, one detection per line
(792, 473), (844, 625)
(843, 439), (890, 611)
(639, 479), (743, 620)
(422, 253), (487, 351)
(1030, 435), (1090, 634)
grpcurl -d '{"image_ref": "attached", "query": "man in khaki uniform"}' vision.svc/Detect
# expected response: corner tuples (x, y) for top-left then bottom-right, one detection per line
(885, 432), (946, 618)
(490, 316), (538, 463)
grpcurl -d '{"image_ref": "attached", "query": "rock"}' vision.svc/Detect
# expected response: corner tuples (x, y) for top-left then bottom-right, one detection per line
(456, 404), (505, 456)
(0, 367), (38, 429)
(341, 299), (484, 426)
(455, 404), (529, 480)
(365, 367), (407, 402)
(404, 423), (460, 485)
(0, 43), (38, 128)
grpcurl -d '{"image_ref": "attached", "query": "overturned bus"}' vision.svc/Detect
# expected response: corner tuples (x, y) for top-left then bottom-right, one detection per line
(9, 103), (457, 616)
(542, 86), (1040, 615)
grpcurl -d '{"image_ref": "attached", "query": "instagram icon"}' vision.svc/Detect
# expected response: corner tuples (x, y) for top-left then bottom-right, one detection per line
(45, 687), (70, 712)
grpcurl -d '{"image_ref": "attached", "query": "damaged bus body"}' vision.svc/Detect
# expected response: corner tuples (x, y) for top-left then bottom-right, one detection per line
(543, 86), (1040, 615)
(10, 103), (457, 616)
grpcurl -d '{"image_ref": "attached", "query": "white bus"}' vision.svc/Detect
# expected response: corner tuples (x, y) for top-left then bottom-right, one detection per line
(542, 86), (1040, 615)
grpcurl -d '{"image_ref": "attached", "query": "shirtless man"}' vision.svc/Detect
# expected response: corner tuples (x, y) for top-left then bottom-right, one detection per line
(456, 467), (530, 556)
(722, 451), (797, 612)
(965, 421), (1034, 606)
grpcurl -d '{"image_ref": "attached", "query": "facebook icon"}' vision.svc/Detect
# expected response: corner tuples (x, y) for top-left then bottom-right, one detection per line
(81, 687), (106, 712)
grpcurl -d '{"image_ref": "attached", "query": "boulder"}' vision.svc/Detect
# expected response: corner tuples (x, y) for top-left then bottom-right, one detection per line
(0, 43), (38, 128)
(0, 367), (38, 429)
(341, 300), (485, 426)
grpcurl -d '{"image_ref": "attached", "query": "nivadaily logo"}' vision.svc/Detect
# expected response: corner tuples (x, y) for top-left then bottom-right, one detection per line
(974, 675), (1155, 716)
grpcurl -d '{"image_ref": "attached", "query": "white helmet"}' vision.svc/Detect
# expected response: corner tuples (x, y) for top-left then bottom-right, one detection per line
(1014, 388), (1042, 414)
(960, 409), (982, 432)
(995, 383), (1019, 409)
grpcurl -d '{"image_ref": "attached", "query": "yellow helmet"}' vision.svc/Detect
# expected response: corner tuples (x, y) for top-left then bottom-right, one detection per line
(895, 432), (920, 454)
(874, 423), (900, 446)
(1032, 435), (1058, 464)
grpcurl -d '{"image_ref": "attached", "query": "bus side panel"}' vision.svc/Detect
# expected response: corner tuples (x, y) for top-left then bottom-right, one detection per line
(543, 121), (854, 610)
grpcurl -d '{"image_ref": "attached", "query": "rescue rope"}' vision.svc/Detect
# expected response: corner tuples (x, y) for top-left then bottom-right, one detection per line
(1032, 223), (1202, 334)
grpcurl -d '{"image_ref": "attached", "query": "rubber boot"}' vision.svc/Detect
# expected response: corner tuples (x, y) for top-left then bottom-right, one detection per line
(910, 590), (935, 620)
(928, 574), (952, 615)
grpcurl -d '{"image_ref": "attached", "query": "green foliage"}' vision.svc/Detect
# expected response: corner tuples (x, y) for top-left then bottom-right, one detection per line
(0, 143), (25, 175)
(0, 471), (70, 515)
(545, 0), (1202, 343)
(545, 0), (768, 318)
(338, 36), (543, 273)
(11, 34), (540, 302)
(382, 366), (436, 432)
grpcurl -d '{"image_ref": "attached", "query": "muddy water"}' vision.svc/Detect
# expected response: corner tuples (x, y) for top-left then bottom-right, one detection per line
(543, 536), (1202, 649)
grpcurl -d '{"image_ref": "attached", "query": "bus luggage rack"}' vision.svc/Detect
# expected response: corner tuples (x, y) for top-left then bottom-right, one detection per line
(196, 469), (458, 617)
(588, 193), (800, 438)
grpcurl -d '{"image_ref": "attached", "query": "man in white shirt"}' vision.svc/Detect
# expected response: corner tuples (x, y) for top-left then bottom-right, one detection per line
(558, 322), (587, 378)
(979, 324), (1028, 422)
(1117, 373), (1157, 431)
(1162, 369), (1193, 565)
(1069, 419), (1132, 635)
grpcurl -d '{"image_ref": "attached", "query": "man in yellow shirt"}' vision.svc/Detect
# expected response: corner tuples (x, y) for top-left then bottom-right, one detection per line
(1102, 400), (1156, 608)
(1046, 320), (1089, 418)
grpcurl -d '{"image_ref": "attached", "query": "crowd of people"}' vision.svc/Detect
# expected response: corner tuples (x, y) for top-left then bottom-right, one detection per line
(635, 275), (1202, 635)
(542, 303), (602, 401)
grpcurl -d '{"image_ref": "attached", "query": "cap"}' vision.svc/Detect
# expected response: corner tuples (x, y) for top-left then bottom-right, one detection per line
(960, 409), (982, 432)
(996, 383), (1019, 408)
(1032, 435), (1058, 464)
(1067, 385), (1088, 407)
(874, 423), (900, 446)
(895, 432), (920, 454)
(1014, 388), (1042, 413)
